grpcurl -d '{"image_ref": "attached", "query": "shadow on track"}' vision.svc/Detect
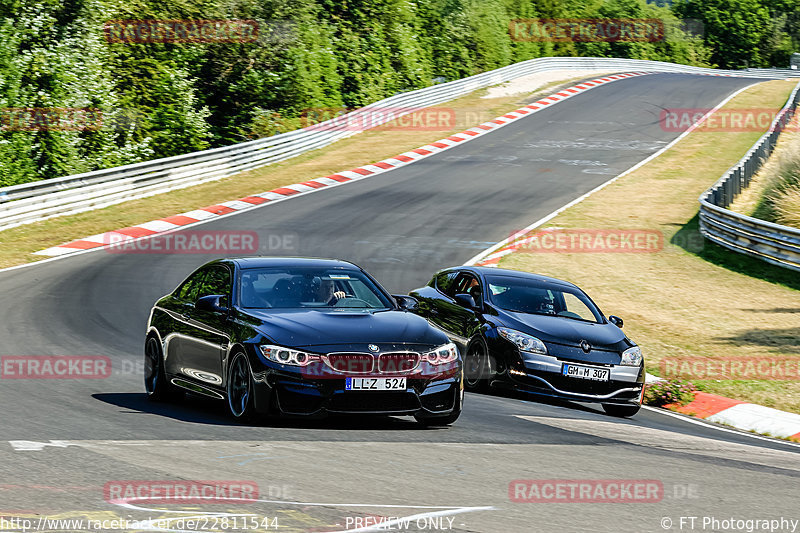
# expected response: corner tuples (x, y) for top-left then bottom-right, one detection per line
(93, 392), (430, 430)
(472, 386), (610, 417)
(93, 392), (233, 425)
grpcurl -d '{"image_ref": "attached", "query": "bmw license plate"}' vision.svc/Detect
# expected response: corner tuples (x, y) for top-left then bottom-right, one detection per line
(562, 363), (610, 381)
(346, 377), (407, 391)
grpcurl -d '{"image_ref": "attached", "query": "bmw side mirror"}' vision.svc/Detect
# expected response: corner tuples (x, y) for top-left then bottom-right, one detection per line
(393, 294), (418, 311)
(454, 293), (478, 310)
(608, 315), (623, 328)
(196, 295), (229, 314)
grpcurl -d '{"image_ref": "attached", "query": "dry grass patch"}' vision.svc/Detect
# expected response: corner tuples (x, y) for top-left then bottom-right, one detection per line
(498, 79), (800, 413)
(730, 125), (800, 228)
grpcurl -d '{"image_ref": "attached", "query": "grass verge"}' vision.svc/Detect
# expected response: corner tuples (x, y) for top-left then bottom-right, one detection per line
(729, 127), (800, 228)
(498, 79), (800, 414)
(0, 72), (611, 269)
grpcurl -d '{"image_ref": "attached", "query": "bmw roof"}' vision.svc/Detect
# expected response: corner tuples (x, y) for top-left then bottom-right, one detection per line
(224, 257), (362, 269)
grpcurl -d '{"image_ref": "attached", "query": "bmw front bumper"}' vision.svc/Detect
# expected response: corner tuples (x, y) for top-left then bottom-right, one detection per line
(251, 361), (462, 418)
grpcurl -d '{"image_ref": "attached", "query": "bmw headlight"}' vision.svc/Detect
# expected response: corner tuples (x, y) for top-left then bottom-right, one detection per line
(260, 345), (320, 367)
(422, 342), (459, 365)
(498, 327), (547, 355)
(620, 346), (643, 366)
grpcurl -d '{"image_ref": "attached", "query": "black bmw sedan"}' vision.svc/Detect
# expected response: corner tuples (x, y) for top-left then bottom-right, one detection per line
(409, 266), (644, 417)
(145, 257), (463, 425)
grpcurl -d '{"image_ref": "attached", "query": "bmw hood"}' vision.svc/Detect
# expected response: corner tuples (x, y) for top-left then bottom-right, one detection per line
(499, 309), (630, 351)
(246, 309), (447, 348)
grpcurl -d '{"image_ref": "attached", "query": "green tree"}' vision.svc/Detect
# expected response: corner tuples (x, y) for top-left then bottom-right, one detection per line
(674, 0), (771, 68)
(0, 0), (149, 186)
(463, 0), (513, 72)
(0, 0), (752, 188)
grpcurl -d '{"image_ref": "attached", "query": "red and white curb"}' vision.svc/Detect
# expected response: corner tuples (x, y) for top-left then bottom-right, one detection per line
(35, 72), (653, 257)
(665, 391), (800, 442)
(474, 229), (556, 266)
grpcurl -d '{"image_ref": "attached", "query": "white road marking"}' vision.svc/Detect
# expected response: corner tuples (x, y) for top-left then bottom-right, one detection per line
(8, 440), (156, 451)
(516, 412), (800, 453)
(8, 440), (77, 451)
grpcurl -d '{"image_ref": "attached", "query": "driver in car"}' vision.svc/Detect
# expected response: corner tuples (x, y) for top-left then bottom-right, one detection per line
(466, 278), (482, 304)
(317, 278), (347, 305)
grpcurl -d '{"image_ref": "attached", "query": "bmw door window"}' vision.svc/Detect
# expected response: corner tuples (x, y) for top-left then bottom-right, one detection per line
(176, 269), (208, 302)
(197, 265), (232, 307)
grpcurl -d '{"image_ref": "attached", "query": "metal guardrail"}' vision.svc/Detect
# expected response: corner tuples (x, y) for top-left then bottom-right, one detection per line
(2, 56), (799, 231)
(699, 82), (800, 272)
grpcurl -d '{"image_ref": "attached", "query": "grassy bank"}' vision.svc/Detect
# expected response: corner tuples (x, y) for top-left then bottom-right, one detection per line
(730, 126), (800, 228)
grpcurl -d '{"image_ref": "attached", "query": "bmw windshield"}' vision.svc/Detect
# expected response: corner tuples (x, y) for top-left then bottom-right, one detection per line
(239, 267), (394, 310)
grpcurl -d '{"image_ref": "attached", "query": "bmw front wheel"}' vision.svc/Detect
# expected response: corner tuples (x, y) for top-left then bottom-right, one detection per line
(227, 351), (256, 420)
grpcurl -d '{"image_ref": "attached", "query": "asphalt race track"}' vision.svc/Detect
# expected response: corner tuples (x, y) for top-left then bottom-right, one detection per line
(1, 73), (798, 533)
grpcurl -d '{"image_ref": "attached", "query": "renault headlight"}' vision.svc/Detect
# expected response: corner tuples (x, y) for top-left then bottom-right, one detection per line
(620, 346), (643, 366)
(498, 327), (547, 355)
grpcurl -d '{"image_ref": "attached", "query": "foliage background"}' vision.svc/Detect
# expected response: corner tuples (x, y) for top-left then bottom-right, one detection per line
(0, 0), (792, 187)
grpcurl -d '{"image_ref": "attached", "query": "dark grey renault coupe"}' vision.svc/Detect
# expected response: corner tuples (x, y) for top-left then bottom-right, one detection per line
(145, 257), (463, 425)
(409, 266), (644, 417)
